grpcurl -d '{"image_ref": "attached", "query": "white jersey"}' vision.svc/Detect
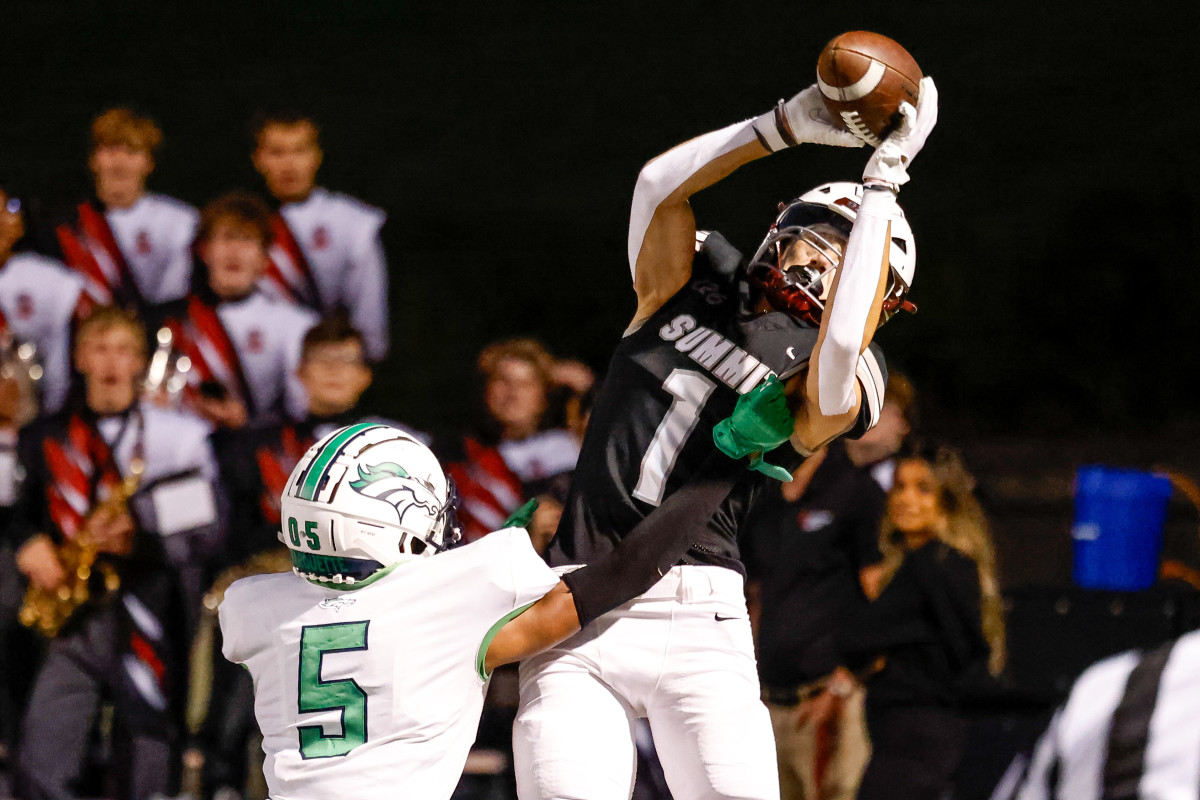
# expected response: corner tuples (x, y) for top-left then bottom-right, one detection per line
(0, 252), (86, 414)
(273, 188), (389, 360)
(220, 528), (559, 800)
(1008, 629), (1200, 800)
(216, 292), (318, 422)
(106, 193), (199, 304)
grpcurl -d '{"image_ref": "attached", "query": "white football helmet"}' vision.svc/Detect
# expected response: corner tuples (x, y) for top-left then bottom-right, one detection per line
(747, 181), (917, 326)
(279, 423), (461, 585)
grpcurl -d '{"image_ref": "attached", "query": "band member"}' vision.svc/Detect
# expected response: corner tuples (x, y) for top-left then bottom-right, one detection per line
(514, 75), (937, 800)
(50, 108), (198, 314)
(161, 191), (318, 429)
(0, 183), (92, 423)
(252, 111), (390, 361)
(9, 307), (220, 800)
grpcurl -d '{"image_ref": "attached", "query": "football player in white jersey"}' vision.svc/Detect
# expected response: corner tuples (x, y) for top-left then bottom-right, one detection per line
(52, 108), (198, 312)
(251, 111), (390, 361)
(219, 422), (711, 800)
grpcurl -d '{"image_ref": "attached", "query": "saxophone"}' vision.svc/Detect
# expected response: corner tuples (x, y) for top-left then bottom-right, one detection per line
(18, 460), (144, 637)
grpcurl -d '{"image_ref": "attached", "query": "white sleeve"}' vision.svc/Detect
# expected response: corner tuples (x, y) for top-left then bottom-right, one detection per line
(816, 188), (898, 416)
(348, 226), (389, 361)
(1012, 708), (1062, 800)
(627, 118), (759, 280)
(218, 582), (248, 664)
(508, 533), (562, 609)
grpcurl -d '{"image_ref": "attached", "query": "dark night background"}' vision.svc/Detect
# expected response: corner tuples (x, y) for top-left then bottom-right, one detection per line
(3, 0), (1200, 587)
(4, 3), (1200, 794)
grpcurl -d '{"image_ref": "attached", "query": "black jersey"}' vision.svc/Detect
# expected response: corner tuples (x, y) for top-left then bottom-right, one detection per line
(549, 233), (885, 575)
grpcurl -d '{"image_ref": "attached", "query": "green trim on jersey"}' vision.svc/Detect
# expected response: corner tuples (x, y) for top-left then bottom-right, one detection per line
(298, 422), (382, 500)
(297, 559), (417, 591)
(475, 601), (536, 681)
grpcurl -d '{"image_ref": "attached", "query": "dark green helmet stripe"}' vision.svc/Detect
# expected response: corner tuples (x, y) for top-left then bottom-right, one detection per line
(297, 423), (384, 501)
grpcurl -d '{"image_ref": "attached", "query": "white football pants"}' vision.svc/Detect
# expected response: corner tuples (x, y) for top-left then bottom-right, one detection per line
(514, 565), (780, 800)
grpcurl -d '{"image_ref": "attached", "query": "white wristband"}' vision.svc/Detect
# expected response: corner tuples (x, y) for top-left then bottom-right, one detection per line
(751, 101), (798, 153)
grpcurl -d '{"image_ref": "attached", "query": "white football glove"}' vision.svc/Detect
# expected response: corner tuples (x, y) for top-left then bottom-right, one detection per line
(862, 76), (938, 189)
(753, 84), (864, 152)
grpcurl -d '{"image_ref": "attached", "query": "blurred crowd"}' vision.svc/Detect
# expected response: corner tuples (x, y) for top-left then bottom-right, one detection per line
(0, 107), (1007, 800)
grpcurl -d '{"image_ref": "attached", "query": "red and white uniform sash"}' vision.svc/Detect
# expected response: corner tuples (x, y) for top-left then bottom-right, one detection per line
(41, 414), (124, 541)
(263, 214), (321, 308)
(56, 201), (142, 308)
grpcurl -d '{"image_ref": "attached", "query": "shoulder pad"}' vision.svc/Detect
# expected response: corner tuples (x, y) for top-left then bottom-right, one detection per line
(853, 344), (888, 433)
(692, 230), (744, 283)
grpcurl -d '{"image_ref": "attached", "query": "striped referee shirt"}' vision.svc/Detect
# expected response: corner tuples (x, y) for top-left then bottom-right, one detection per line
(1008, 628), (1200, 800)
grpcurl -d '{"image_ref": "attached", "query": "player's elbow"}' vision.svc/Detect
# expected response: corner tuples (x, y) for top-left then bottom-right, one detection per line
(633, 157), (685, 210)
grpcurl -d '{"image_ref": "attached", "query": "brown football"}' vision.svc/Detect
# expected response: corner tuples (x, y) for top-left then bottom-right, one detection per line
(816, 31), (922, 146)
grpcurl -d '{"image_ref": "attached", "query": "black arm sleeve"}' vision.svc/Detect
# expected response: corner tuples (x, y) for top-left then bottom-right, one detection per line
(8, 424), (50, 549)
(563, 452), (743, 627)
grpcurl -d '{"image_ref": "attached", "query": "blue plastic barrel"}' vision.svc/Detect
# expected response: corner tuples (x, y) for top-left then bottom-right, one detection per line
(1072, 466), (1173, 591)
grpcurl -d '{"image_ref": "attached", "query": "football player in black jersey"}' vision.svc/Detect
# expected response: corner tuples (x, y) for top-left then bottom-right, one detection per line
(513, 77), (937, 800)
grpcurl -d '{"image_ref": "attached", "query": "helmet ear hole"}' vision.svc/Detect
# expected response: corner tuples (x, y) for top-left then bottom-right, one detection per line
(409, 538), (427, 556)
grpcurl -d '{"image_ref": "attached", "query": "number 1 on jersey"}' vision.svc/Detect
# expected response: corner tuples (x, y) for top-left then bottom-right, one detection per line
(298, 621), (370, 759)
(633, 369), (716, 506)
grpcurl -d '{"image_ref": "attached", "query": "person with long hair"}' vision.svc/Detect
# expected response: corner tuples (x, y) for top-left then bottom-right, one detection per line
(843, 440), (1005, 800)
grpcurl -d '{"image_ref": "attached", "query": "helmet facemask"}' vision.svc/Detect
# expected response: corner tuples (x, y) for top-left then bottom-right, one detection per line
(747, 211), (850, 327)
(747, 185), (918, 328)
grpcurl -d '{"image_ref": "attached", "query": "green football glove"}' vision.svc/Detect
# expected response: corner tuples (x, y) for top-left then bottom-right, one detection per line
(502, 498), (540, 530)
(712, 375), (795, 482)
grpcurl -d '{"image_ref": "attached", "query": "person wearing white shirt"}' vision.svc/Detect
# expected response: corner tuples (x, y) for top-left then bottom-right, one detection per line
(52, 108), (197, 312)
(252, 111), (389, 361)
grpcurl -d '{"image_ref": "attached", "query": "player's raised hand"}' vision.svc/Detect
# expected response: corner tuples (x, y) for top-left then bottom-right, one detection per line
(862, 76), (938, 189)
(754, 85), (865, 151)
(713, 376), (795, 482)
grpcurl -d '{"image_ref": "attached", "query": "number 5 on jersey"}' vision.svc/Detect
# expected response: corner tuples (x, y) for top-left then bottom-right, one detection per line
(298, 621), (370, 758)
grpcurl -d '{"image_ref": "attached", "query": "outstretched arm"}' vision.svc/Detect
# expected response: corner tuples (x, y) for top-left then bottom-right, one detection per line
(796, 77), (938, 452)
(628, 87), (862, 332)
(484, 453), (743, 673)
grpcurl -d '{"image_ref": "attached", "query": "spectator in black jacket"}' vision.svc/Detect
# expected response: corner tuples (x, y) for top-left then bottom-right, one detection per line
(843, 440), (1005, 800)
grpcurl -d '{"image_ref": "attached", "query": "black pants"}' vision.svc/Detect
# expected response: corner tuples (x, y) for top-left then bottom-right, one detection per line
(0, 540), (40, 755)
(856, 704), (967, 800)
(16, 575), (184, 800)
(197, 625), (258, 796)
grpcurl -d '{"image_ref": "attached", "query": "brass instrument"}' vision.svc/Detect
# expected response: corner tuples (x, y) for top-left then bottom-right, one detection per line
(0, 332), (43, 429)
(143, 326), (191, 405)
(202, 547), (294, 613)
(18, 460), (144, 637)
